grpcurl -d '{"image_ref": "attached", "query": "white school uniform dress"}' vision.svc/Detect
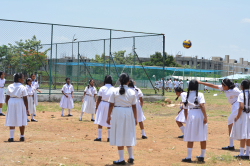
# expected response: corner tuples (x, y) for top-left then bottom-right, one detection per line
(95, 84), (114, 127)
(5, 83), (28, 127)
(59, 84), (74, 109)
(181, 91), (207, 142)
(169, 80), (173, 89)
(235, 83), (238, 88)
(0, 78), (5, 103)
(187, 81), (190, 88)
(175, 92), (188, 123)
(230, 90), (250, 140)
(179, 81), (183, 88)
(175, 81), (180, 88)
(109, 85), (137, 146)
(159, 80), (163, 88)
(32, 81), (39, 106)
(155, 81), (159, 89)
(130, 87), (146, 123)
(81, 86), (97, 114)
(25, 85), (36, 115)
(218, 85), (241, 125)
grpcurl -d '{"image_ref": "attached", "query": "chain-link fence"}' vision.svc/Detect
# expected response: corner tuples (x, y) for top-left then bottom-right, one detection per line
(0, 19), (227, 95)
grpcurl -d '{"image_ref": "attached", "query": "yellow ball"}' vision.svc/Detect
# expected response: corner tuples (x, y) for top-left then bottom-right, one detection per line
(183, 39), (192, 49)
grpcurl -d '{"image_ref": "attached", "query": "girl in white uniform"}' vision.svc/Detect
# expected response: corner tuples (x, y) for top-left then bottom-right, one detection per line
(181, 80), (207, 163)
(169, 78), (173, 92)
(80, 79), (97, 121)
(30, 74), (41, 116)
(0, 71), (6, 116)
(128, 79), (147, 139)
(175, 87), (187, 139)
(26, 78), (37, 122)
(60, 78), (74, 117)
(154, 79), (159, 92)
(107, 73), (137, 165)
(198, 78), (240, 151)
(94, 75), (114, 142)
(230, 80), (250, 159)
(5, 73), (29, 142)
(179, 79), (183, 89)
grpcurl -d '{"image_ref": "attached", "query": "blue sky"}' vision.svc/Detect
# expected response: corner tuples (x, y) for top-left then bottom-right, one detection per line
(0, 0), (249, 61)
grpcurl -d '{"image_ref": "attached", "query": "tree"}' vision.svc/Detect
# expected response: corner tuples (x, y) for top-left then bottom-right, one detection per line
(143, 52), (182, 67)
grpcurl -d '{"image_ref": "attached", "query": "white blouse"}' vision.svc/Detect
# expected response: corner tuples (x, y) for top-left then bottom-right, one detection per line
(109, 85), (136, 107)
(6, 83), (28, 98)
(62, 84), (74, 94)
(84, 86), (97, 96)
(218, 85), (241, 104)
(32, 81), (39, 89)
(0, 78), (5, 88)
(181, 91), (205, 109)
(26, 85), (35, 96)
(98, 84), (114, 102)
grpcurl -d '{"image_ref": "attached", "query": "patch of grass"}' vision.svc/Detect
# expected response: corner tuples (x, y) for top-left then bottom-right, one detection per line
(208, 152), (234, 164)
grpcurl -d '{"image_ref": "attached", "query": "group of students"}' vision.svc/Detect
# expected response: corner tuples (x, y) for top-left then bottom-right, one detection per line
(155, 78), (184, 92)
(173, 78), (250, 162)
(0, 71), (147, 165)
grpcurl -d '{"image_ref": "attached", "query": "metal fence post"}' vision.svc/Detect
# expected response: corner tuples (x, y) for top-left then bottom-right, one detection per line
(133, 37), (135, 78)
(36, 45), (38, 73)
(49, 24), (53, 96)
(103, 39), (105, 79)
(77, 42), (79, 91)
(55, 44), (57, 89)
(162, 35), (165, 96)
(20, 47), (22, 73)
(4, 48), (7, 74)
(109, 30), (111, 75)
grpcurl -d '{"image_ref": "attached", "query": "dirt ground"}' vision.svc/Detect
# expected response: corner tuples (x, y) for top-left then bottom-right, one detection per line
(0, 91), (250, 166)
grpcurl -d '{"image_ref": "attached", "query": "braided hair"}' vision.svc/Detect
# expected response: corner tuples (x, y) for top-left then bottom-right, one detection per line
(241, 80), (250, 113)
(184, 79), (199, 106)
(128, 79), (138, 91)
(221, 78), (235, 89)
(88, 79), (94, 89)
(104, 75), (113, 86)
(13, 73), (23, 83)
(175, 87), (184, 100)
(119, 73), (130, 95)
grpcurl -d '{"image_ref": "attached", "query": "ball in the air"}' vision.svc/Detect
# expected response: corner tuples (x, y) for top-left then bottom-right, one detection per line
(183, 39), (192, 49)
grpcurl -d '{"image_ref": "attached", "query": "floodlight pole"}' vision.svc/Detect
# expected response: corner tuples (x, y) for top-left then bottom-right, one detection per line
(162, 35), (165, 96)
(49, 24), (53, 96)
(72, 34), (76, 60)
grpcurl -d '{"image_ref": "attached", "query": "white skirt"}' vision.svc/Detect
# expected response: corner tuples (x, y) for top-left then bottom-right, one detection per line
(230, 112), (250, 140)
(95, 101), (111, 127)
(81, 95), (95, 114)
(34, 91), (38, 106)
(27, 96), (36, 114)
(0, 88), (5, 104)
(175, 109), (186, 123)
(228, 102), (239, 125)
(59, 94), (74, 109)
(136, 102), (146, 122)
(184, 109), (207, 142)
(5, 98), (27, 127)
(110, 107), (136, 146)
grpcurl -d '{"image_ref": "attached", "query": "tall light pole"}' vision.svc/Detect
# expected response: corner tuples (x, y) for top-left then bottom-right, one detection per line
(72, 34), (77, 60)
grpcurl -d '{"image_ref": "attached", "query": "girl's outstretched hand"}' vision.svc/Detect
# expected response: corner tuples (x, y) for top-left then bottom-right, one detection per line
(203, 117), (207, 124)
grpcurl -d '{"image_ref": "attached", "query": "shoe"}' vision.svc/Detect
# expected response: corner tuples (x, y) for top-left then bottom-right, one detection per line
(182, 158), (192, 163)
(33, 114), (36, 116)
(28, 114), (30, 116)
(234, 155), (244, 159)
(8, 138), (14, 142)
(242, 156), (249, 160)
(127, 158), (134, 164)
(31, 119), (38, 122)
(142, 135), (148, 139)
(79, 118), (82, 121)
(68, 114), (73, 116)
(107, 138), (110, 142)
(222, 146), (235, 151)
(196, 156), (204, 162)
(20, 137), (25, 142)
(91, 119), (95, 122)
(61, 114), (63, 117)
(27, 119), (30, 122)
(113, 160), (126, 165)
(94, 138), (101, 141)
(178, 135), (184, 138)
(0, 113), (5, 116)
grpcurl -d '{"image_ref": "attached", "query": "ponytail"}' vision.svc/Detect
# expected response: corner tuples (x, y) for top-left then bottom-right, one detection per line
(194, 89), (198, 105)
(119, 73), (130, 95)
(241, 80), (250, 113)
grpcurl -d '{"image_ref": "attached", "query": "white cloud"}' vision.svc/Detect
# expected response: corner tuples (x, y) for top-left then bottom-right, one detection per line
(241, 18), (250, 23)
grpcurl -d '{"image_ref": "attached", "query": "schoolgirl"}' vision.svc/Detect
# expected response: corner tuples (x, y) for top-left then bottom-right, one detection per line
(179, 79), (183, 89)
(26, 78), (37, 122)
(203, 80), (210, 93)
(198, 79), (240, 150)
(80, 79), (97, 121)
(181, 80), (207, 162)
(159, 78), (163, 90)
(154, 79), (160, 92)
(128, 79), (147, 139)
(186, 79), (190, 90)
(94, 75), (114, 142)
(106, 73), (137, 165)
(30, 73), (41, 116)
(5, 73), (29, 142)
(60, 78), (74, 117)
(230, 80), (250, 159)
(169, 78), (173, 92)
(165, 79), (169, 92)
(175, 87), (187, 138)
(0, 71), (6, 116)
